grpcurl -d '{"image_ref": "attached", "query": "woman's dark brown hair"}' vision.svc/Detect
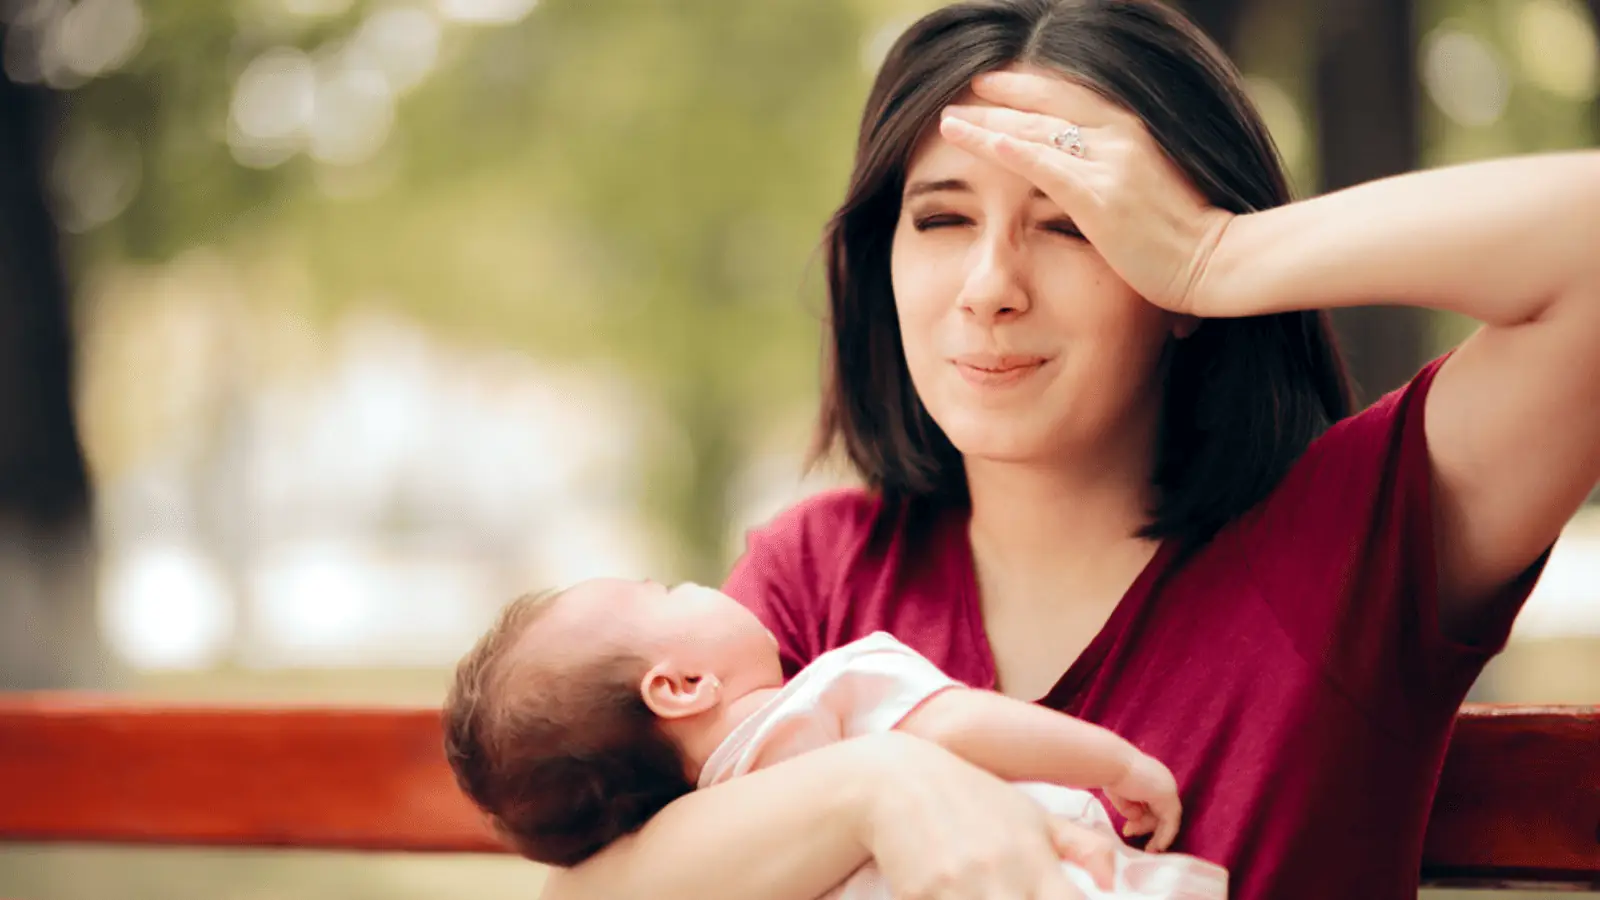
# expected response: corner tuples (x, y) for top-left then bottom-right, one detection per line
(813, 0), (1354, 542)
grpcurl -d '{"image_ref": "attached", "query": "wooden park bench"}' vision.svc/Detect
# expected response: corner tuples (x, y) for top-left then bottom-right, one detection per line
(0, 696), (1596, 892)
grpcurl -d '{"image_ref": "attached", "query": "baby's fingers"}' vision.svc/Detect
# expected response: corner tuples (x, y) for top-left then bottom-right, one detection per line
(1121, 811), (1155, 838)
(1147, 813), (1181, 854)
(1104, 792), (1141, 819)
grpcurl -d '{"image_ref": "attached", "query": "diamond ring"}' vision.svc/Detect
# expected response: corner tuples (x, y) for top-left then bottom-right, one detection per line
(1050, 124), (1086, 158)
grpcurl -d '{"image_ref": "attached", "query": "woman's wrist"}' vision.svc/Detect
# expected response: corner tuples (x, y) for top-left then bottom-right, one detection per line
(1187, 207), (1284, 318)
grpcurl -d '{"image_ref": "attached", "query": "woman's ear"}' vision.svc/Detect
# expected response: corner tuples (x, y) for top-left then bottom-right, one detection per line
(639, 662), (722, 719)
(1172, 314), (1200, 339)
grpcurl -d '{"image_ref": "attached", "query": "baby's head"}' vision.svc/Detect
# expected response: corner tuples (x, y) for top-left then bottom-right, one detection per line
(442, 578), (783, 865)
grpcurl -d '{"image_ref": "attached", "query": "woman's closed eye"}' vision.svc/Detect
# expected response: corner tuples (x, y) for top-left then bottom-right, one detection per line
(912, 213), (971, 231)
(910, 212), (1084, 241)
(1041, 217), (1085, 240)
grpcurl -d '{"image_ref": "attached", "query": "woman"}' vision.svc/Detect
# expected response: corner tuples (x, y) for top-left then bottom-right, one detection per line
(542, 1), (1600, 898)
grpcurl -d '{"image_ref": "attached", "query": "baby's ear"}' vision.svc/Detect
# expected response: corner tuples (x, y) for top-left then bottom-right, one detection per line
(640, 662), (721, 719)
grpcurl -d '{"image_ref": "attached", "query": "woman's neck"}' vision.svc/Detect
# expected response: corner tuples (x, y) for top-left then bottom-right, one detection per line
(967, 458), (1153, 558)
(962, 401), (1163, 605)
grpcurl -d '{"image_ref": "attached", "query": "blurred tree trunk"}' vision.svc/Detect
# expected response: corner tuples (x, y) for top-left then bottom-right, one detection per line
(0, 49), (110, 689)
(1313, 0), (1430, 406)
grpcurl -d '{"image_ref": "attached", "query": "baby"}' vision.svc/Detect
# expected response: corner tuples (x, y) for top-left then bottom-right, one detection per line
(442, 578), (1228, 899)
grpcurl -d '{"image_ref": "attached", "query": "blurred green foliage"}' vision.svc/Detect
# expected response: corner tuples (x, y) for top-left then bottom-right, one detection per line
(62, 0), (893, 581)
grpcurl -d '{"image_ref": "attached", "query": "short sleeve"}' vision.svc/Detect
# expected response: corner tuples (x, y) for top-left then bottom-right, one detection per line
(822, 633), (966, 737)
(777, 632), (963, 739)
(696, 632), (963, 785)
(1233, 354), (1548, 729)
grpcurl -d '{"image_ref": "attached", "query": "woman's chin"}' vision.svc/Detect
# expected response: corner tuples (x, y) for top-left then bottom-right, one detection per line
(943, 422), (1061, 465)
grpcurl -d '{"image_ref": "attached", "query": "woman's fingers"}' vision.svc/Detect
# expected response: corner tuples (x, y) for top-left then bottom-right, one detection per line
(943, 104), (1085, 152)
(971, 69), (1137, 131)
(939, 116), (1093, 210)
(1049, 817), (1118, 891)
(947, 70), (1227, 313)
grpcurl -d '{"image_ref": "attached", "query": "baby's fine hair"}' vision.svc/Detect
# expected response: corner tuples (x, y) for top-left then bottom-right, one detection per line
(441, 589), (694, 866)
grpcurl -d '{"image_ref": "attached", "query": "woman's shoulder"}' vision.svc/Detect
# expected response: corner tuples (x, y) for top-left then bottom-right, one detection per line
(1229, 354), (1448, 542)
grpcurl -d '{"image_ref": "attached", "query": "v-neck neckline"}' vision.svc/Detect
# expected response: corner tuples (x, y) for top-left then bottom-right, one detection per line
(948, 510), (1180, 710)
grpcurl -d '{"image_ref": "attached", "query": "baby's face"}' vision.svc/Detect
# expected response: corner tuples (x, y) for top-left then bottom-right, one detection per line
(524, 578), (784, 692)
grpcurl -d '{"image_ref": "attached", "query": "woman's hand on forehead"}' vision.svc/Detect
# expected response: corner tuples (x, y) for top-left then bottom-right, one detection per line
(971, 70), (1136, 130)
(937, 68), (1233, 318)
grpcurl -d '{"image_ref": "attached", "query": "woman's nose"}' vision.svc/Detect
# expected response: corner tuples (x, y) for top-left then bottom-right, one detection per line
(957, 233), (1030, 323)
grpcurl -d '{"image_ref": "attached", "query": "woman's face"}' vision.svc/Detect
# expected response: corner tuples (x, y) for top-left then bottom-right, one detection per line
(889, 96), (1178, 467)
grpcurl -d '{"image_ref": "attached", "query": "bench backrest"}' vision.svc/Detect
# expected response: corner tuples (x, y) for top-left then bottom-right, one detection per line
(0, 696), (1595, 889)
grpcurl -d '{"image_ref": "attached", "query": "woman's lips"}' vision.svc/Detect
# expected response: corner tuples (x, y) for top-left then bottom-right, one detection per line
(951, 354), (1051, 387)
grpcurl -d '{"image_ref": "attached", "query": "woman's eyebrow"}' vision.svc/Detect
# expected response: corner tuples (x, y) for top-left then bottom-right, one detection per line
(904, 178), (1050, 202)
(904, 178), (971, 200)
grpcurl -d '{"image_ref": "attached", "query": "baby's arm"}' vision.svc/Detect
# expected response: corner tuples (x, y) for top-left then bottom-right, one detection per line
(895, 687), (1183, 851)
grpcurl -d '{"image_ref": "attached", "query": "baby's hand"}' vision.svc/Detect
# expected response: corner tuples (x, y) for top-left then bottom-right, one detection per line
(1103, 752), (1182, 852)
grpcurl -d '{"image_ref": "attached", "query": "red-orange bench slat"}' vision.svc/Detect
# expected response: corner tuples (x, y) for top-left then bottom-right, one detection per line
(0, 696), (1594, 888)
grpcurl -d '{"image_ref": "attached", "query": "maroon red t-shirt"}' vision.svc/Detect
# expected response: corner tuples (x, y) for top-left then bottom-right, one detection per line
(721, 358), (1545, 900)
